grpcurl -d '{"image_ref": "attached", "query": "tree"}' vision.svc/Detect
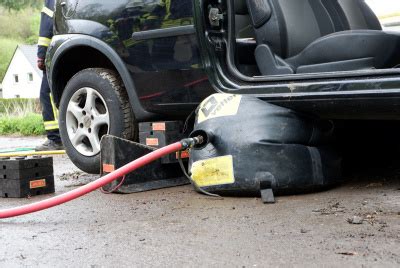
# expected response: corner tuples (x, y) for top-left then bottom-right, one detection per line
(0, 0), (41, 11)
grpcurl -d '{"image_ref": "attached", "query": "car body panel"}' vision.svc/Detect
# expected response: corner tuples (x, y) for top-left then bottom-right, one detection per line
(50, 0), (214, 121)
(48, 0), (400, 121)
(47, 34), (157, 120)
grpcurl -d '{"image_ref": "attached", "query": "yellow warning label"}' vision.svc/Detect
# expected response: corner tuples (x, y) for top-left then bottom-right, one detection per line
(197, 94), (242, 124)
(191, 155), (235, 187)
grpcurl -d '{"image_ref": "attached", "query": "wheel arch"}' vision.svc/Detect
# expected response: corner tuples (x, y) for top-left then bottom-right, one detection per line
(49, 35), (156, 121)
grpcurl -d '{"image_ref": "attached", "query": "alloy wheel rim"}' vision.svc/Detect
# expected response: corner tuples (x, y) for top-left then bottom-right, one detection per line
(66, 87), (110, 157)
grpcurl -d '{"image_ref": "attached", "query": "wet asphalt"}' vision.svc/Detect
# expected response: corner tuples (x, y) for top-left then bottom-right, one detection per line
(0, 136), (399, 267)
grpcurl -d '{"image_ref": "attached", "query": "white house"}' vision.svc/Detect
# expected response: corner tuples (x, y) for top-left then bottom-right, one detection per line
(1, 45), (42, 99)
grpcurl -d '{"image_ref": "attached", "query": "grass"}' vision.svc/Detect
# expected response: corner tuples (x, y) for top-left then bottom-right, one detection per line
(0, 7), (40, 80)
(0, 98), (45, 136)
(378, 12), (400, 20)
(0, 8), (40, 43)
(0, 98), (41, 116)
(0, 113), (45, 136)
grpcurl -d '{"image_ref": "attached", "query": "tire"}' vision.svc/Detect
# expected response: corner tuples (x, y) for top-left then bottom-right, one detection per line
(59, 68), (136, 174)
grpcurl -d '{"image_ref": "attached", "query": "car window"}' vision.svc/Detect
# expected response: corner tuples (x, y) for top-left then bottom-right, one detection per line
(366, 0), (400, 31)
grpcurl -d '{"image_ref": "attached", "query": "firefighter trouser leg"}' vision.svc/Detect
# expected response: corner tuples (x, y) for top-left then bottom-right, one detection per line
(40, 72), (61, 142)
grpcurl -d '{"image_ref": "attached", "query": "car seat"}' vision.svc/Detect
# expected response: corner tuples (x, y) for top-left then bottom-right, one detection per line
(235, 0), (259, 73)
(235, 0), (255, 38)
(246, 0), (400, 75)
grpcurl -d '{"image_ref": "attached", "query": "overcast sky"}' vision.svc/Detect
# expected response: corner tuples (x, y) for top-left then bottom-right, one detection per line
(365, 0), (400, 16)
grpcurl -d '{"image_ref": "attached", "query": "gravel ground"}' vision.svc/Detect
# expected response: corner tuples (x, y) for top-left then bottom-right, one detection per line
(0, 136), (399, 267)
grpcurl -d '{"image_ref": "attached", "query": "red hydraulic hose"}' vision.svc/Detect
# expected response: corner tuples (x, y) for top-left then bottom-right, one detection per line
(0, 142), (184, 219)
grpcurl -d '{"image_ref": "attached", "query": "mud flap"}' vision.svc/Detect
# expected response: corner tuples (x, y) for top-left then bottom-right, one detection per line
(100, 135), (189, 194)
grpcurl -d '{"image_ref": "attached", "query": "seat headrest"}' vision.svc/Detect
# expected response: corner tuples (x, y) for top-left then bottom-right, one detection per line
(235, 0), (248, 15)
(246, 0), (272, 28)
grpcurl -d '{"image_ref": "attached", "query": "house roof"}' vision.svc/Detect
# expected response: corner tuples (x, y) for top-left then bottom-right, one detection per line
(18, 44), (42, 78)
(1, 44), (43, 85)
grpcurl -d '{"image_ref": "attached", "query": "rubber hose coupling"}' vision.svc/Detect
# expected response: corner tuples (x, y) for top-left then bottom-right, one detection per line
(189, 130), (214, 150)
(180, 135), (205, 150)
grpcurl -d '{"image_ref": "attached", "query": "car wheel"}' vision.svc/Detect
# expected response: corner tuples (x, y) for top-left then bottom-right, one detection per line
(59, 68), (136, 174)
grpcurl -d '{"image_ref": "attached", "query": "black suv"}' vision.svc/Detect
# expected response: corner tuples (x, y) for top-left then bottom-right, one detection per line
(48, 0), (400, 173)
